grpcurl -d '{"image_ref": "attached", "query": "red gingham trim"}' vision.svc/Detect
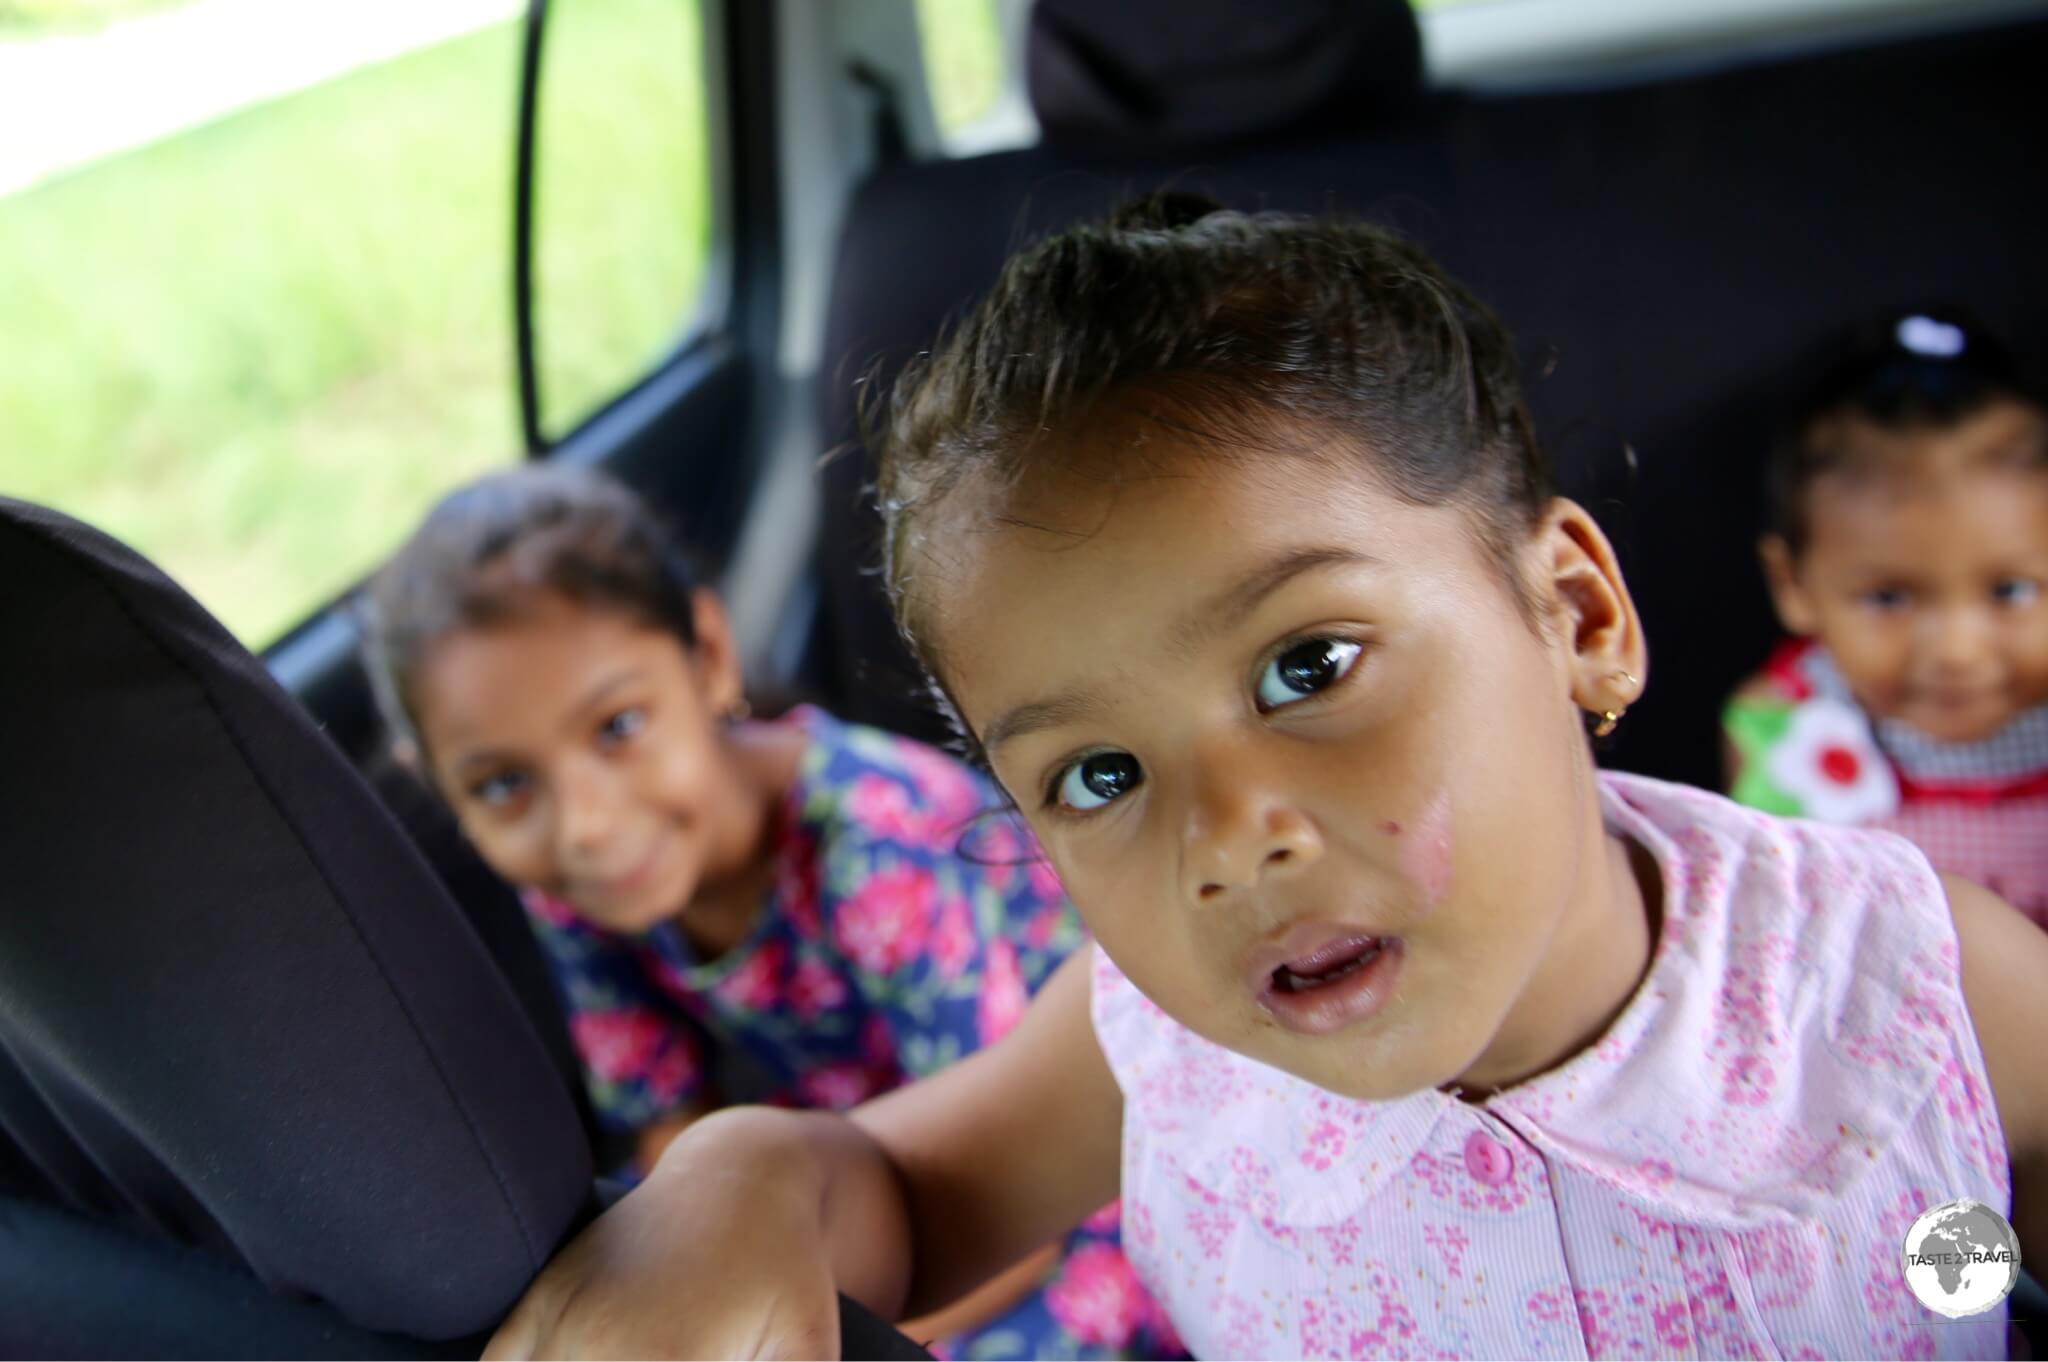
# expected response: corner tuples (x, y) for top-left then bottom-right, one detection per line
(1898, 766), (2048, 807)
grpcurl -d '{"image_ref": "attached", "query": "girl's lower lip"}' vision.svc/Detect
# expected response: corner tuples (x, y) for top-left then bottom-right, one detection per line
(1256, 939), (1404, 1036)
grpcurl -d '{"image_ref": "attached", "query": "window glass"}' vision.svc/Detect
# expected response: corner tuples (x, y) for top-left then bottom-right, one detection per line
(916, 0), (1005, 137)
(0, 0), (715, 646)
(533, 0), (714, 438)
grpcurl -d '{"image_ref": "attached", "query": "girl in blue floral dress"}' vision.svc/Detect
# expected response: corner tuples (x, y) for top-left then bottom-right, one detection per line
(362, 464), (1177, 1360)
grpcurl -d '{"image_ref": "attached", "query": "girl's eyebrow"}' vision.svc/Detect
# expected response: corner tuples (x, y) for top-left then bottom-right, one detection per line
(453, 750), (510, 779)
(983, 691), (1106, 755)
(564, 669), (647, 727)
(984, 547), (1376, 754)
(1168, 546), (1378, 659)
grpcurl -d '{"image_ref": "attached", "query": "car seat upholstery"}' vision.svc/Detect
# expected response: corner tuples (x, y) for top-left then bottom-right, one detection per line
(0, 495), (595, 1342)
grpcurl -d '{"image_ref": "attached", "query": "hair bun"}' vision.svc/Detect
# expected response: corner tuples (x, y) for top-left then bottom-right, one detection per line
(1105, 190), (1231, 233)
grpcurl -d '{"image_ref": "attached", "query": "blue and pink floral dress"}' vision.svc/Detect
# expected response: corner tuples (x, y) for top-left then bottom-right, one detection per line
(522, 705), (1179, 1360)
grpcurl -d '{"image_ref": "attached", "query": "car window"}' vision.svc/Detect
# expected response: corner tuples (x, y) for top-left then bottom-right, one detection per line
(917, 0), (1003, 134)
(916, 0), (1034, 155)
(0, 0), (717, 647)
(532, 0), (714, 439)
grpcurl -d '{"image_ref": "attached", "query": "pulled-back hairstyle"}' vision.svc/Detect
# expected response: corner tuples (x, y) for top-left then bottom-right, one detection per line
(1767, 308), (2047, 553)
(360, 464), (699, 750)
(872, 195), (1554, 675)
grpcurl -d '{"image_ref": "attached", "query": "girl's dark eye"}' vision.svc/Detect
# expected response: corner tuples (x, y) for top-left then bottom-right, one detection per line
(1863, 586), (1913, 611)
(472, 770), (530, 807)
(1993, 578), (2040, 607)
(598, 707), (647, 745)
(1256, 638), (1364, 710)
(1054, 752), (1144, 812)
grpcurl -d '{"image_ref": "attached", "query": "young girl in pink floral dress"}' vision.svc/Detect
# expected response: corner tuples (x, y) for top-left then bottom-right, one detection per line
(362, 465), (1174, 1360)
(1726, 312), (2048, 929)
(488, 203), (2048, 1360)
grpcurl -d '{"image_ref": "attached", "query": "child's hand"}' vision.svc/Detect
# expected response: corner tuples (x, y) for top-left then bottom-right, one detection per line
(483, 1125), (843, 1360)
(633, 1096), (718, 1180)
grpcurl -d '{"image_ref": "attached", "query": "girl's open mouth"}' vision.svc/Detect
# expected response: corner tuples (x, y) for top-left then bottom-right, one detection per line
(1253, 930), (1404, 1036)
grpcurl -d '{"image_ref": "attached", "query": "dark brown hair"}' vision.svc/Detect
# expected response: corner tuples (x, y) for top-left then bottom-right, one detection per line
(1766, 308), (2047, 553)
(872, 195), (1553, 675)
(359, 464), (699, 749)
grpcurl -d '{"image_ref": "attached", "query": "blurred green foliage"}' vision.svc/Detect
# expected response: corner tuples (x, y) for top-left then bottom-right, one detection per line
(0, 0), (184, 33)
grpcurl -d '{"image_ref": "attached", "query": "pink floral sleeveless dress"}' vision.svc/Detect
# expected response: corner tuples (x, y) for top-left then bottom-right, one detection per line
(1092, 773), (2011, 1359)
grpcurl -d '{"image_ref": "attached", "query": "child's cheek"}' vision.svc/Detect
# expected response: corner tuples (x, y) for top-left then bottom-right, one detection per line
(1394, 789), (1453, 912)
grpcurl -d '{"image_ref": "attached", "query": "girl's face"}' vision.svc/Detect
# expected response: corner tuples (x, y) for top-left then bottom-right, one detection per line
(410, 592), (752, 934)
(925, 428), (1649, 1101)
(1764, 398), (2048, 743)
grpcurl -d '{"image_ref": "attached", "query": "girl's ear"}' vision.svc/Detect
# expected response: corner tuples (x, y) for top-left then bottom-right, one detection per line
(1537, 499), (1648, 723)
(687, 589), (747, 717)
(1758, 535), (1819, 636)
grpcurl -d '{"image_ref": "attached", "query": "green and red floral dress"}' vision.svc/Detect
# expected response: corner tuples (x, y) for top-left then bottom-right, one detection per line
(1725, 639), (2048, 928)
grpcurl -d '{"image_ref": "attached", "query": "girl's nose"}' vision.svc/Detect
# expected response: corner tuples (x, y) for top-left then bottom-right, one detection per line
(1924, 605), (1994, 674)
(553, 754), (624, 858)
(1180, 750), (1322, 906)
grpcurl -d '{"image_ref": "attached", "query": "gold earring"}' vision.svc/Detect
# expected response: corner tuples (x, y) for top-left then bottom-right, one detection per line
(1592, 670), (1638, 738)
(726, 698), (752, 722)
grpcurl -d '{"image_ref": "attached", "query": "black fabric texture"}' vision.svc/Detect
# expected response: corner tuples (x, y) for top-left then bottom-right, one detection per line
(358, 749), (623, 1161)
(1027, 0), (1423, 159)
(806, 14), (2048, 791)
(0, 1194), (934, 1361)
(0, 497), (594, 1339)
(0, 1195), (484, 1360)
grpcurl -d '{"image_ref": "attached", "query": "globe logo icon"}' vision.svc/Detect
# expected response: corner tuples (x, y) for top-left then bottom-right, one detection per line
(1900, 1198), (2022, 1318)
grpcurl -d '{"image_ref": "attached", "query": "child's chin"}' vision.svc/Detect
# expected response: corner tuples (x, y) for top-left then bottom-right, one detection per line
(1270, 1039), (1449, 1106)
(580, 889), (693, 936)
(1902, 706), (2016, 745)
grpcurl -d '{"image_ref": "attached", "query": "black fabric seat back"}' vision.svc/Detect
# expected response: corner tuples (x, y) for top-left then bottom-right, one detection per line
(0, 1196), (481, 1359)
(805, 5), (2048, 792)
(0, 496), (594, 1341)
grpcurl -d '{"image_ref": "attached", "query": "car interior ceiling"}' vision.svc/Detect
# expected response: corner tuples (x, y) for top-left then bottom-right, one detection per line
(4, 0), (2048, 1352)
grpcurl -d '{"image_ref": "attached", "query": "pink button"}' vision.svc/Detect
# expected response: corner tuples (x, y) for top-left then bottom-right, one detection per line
(1463, 1129), (1514, 1187)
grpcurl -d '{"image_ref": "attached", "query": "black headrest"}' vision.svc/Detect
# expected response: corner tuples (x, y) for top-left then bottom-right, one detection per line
(1027, 0), (1424, 159)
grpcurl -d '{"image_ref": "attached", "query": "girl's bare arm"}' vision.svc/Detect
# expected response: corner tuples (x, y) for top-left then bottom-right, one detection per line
(853, 948), (1125, 1317)
(1947, 876), (2048, 1263)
